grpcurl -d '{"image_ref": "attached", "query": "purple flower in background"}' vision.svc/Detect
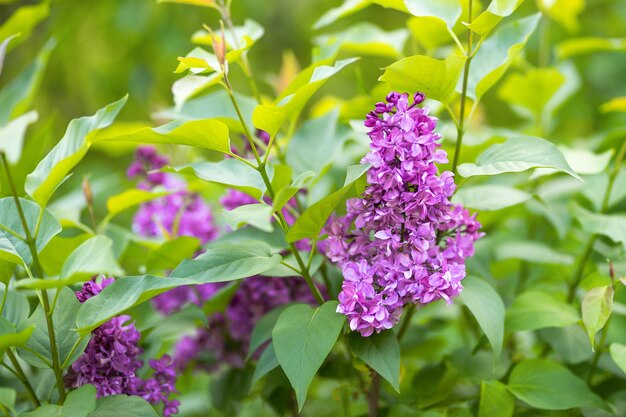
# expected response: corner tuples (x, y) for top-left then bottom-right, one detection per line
(324, 92), (483, 337)
(66, 278), (179, 417)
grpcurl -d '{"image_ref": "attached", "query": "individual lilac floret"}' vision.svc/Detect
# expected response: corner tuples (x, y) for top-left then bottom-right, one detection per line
(324, 92), (483, 337)
(66, 278), (180, 417)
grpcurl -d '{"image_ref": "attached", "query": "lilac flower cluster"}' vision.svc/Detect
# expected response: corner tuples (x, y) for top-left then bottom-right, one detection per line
(325, 92), (483, 337)
(66, 278), (180, 417)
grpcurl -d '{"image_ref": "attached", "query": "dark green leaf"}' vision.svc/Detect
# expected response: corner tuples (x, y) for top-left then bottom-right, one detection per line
(349, 330), (400, 391)
(251, 342), (280, 387)
(460, 277), (504, 357)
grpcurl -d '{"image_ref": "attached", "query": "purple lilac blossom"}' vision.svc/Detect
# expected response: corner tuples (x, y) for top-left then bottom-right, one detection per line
(324, 92), (483, 337)
(66, 278), (180, 417)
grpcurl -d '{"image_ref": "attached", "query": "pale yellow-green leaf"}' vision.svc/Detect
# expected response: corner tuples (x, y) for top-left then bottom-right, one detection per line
(601, 97), (626, 113)
(0, 1), (49, 53)
(556, 37), (626, 59)
(0, 110), (37, 163)
(106, 189), (171, 218)
(581, 285), (613, 348)
(467, 0), (525, 36)
(498, 67), (565, 115)
(407, 17), (451, 50)
(172, 72), (223, 110)
(404, 0), (462, 29)
(314, 23), (409, 59)
(538, 0), (585, 33)
(157, 0), (216, 7)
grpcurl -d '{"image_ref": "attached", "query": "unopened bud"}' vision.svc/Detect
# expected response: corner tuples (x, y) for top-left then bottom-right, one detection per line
(414, 92), (426, 104)
(82, 177), (94, 207)
(609, 261), (615, 279)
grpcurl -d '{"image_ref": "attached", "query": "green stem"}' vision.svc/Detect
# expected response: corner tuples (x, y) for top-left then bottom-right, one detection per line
(0, 152), (66, 403)
(567, 139), (626, 302)
(451, 0), (474, 176)
(222, 81), (325, 305)
(5, 350), (41, 407)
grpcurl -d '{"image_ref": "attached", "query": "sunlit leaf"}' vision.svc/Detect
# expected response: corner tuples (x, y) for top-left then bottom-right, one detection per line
(601, 96), (626, 113)
(581, 285), (613, 348)
(498, 68), (565, 116)
(313, 0), (370, 30)
(556, 37), (626, 60)
(0, 1), (49, 53)
(0, 110), (38, 164)
(380, 54), (466, 104)
(314, 23), (409, 59)
(478, 380), (514, 417)
(467, 0), (525, 36)
(157, 0), (216, 8)
(404, 0), (462, 29)
(105, 188), (170, 218)
(59, 235), (124, 284)
(172, 72), (223, 111)
(538, 0), (585, 33)
(25, 96), (128, 206)
(407, 17), (451, 50)
(609, 343), (626, 375)
(223, 203), (274, 233)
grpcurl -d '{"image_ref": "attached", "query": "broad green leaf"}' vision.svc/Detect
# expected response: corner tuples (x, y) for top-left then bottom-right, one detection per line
(538, 0), (584, 32)
(314, 23), (409, 59)
(273, 301), (344, 410)
(349, 330), (400, 391)
(285, 164), (369, 242)
(25, 96), (128, 206)
(172, 72), (223, 110)
(0, 38), (54, 125)
(0, 387), (16, 416)
(247, 305), (290, 359)
(39, 234), (91, 276)
(19, 287), (87, 369)
(87, 395), (159, 417)
(0, 316), (33, 350)
(0, 1), (49, 53)
(94, 118), (230, 154)
(460, 277), (504, 357)
(407, 17), (451, 50)
(78, 242), (281, 333)
(223, 203), (274, 233)
(0, 288), (29, 324)
(467, 14), (540, 100)
(404, 0), (462, 29)
(508, 359), (606, 410)
(380, 54), (466, 104)
(581, 170), (626, 212)
(59, 235), (124, 283)
(313, 0), (370, 30)
(494, 241), (574, 265)
(478, 380), (514, 417)
(582, 285), (613, 348)
(273, 171), (315, 213)
(172, 158), (265, 200)
(609, 343), (626, 375)
(0, 197), (61, 267)
(531, 146), (613, 179)
(452, 184), (530, 211)
(157, 0), (216, 8)
(573, 204), (626, 249)
(19, 405), (61, 417)
(61, 384), (97, 417)
(0, 259), (15, 285)
(286, 109), (341, 176)
(556, 37), (626, 60)
(192, 19), (264, 64)
(251, 343), (279, 387)
(174, 47), (220, 74)
(253, 58), (358, 137)
(0, 110), (38, 164)
(467, 0), (525, 36)
(457, 135), (581, 180)
(506, 291), (579, 332)
(498, 68), (565, 116)
(146, 236), (200, 273)
(105, 188), (170, 218)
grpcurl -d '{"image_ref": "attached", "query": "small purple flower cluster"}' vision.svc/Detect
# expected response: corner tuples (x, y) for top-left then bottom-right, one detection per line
(66, 278), (179, 417)
(325, 92), (483, 337)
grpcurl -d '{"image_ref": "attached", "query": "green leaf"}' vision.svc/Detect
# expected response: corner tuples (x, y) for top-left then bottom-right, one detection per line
(380, 54), (466, 104)
(285, 164), (369, 242)
(582, 285), (613, 348)
(94, 118), (230, 154)
(494, 241), (574, 265)
(407, 16), (451, 50)
(0, 1), (49, 54)
(609, 343), (626, 375)
(172, 158), (265, 200)
(157, 0), (216, 7)
(77, 242), (281, 333)
(0, 110), (38, 164)
(60, 235), (124, 283)
(478, 380), (514, 417)
(0, 387), (16, 416)
(0, 38), (54, 126)
(349, 330), (400, 391)
(19, 287), (87, 369)
(192, 19), (264, 64)
(0, 317), (33, 350)
(61, 384), (97, 417)
(313, 0), (370, 29)
(508, 359), (606, 410)
(538, 0), (584, 32)
(223, 204), (274, 233)
(452, 184), (530, 211)
(146, 236), (200, 273)
(468, 14), (540, 100)
(87, 395), (159, 417)
(459, 277), (504, 357)
(105, 188), (170, 218)
(404, 0), (462, 29)
(273, 171), (315, 213)
(505, 291), (579, 332)
(0, 288), (29, 325)
(248, 305), (290, 359)
(286, 109), (341, 177)
(0, 197), (61, 267)
(273, 301), (344, 410)
(467, 0), (525, 36)
(251, 342), (280, 387)
(498, 68), (565, 116)
(572, 204), (626, 249)
(0, 259), (14, 285)
(39, 234), (91, 276)
(531, 146), (613, 179)
(253, 58), (358, 137)
(556, 37), (626, 60)
(314, 23), (409, 59)
(457, 135), (581, 180)
(601, 96), (626, 114)
(25, 96), (128, 206)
